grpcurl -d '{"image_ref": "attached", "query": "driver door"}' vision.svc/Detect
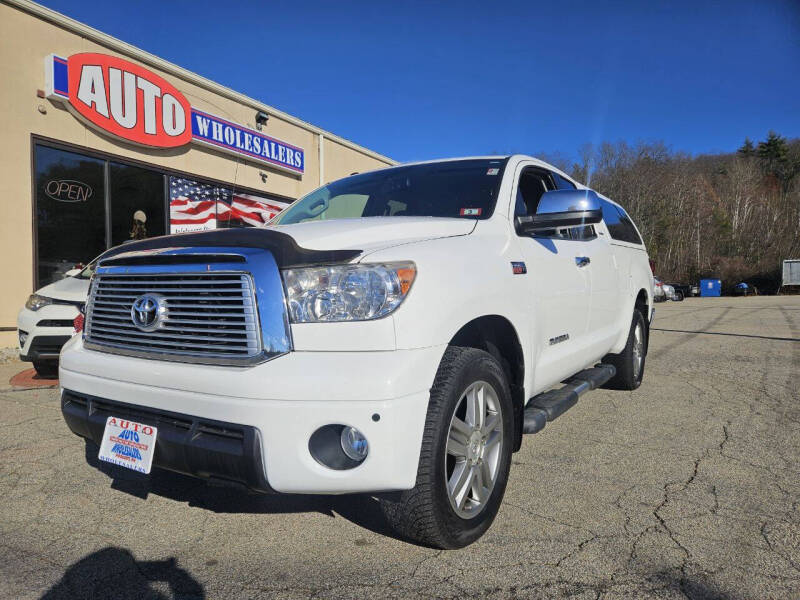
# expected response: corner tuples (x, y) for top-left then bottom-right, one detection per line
(512, 166), (593, 390)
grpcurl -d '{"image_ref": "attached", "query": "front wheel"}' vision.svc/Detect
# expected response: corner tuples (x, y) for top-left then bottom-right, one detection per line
(379, 346), (514, 549)
(603, 309), (647, 390)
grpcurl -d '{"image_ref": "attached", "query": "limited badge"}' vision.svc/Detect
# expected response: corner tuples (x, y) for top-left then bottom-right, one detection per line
(460, 208), (482, 216)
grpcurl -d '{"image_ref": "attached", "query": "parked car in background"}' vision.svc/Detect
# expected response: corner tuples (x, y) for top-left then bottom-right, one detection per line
(18, 262), (93, 375)
(668, 283), (694, 300)
(653, 277), (683, 302)
(653, 277), (667, 302)
(654, 278), (683, 302)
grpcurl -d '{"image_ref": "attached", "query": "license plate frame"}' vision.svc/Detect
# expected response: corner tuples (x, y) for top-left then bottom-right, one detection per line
(97, 416), (157, 474)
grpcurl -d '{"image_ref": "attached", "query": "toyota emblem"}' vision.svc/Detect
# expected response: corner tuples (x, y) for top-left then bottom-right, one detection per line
(130, 293), (166, 332)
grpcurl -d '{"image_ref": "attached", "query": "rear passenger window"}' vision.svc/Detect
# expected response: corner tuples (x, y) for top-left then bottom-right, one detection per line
(601, 200), (642, 244)
(552, 172), (576, 190)
(615, 206), (643, 244)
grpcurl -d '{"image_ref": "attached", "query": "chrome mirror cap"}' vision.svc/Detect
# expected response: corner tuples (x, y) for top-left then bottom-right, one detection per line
(536, 189), (601, 215)
(516, 189), (603, 233)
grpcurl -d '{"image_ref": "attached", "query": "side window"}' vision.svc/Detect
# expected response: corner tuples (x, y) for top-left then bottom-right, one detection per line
(514, 169), (552, 217)
(601, 199), (642, 244)
(614, 206), (643, 244)
(552, 172), (576, 190)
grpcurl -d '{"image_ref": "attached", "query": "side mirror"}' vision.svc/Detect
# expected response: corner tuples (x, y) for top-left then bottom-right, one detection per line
(516, 189), (602, 234)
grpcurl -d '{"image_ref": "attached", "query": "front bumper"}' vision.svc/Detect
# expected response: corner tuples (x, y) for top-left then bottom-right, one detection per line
(62, 390), (272, 492)
(59, 336), (444, 494)
(17, 304), (79, 361)
(20, 335), (72, 362)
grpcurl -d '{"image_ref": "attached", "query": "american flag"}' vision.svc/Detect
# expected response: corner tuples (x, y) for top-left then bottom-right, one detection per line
(169, 177), (288, 233)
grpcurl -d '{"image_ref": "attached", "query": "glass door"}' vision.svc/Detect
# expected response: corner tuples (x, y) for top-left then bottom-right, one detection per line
(109, 162), (166, 246)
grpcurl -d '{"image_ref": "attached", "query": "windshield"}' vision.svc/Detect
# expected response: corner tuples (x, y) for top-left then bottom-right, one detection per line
(273, 158), (508, 225)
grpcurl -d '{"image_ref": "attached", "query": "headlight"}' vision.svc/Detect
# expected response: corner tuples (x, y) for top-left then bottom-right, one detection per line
(282, 262), (416, 323)
(25, 294), (53, 311)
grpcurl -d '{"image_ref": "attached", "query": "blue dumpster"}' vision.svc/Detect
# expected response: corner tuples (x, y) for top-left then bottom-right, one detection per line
(700, 279), (722, 297)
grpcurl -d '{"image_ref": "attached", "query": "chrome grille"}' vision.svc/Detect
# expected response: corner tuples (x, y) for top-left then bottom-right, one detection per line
(85, 272), (261, 363)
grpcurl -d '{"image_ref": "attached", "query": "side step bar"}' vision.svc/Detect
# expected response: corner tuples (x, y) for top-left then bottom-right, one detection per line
(522, 364), (616, 434)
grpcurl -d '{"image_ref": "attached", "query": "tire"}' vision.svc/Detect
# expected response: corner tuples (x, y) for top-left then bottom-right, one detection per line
(602, 310), (647, 390)
(32, 360), (58, 377)
(379, 346), (514, 549)
(674, 291), (684, 301)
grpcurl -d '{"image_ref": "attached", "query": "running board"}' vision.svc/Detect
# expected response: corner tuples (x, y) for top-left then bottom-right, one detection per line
(522, 364), (616, 434)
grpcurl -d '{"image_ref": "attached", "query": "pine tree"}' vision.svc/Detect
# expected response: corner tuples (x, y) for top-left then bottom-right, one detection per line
(756, 131), (800, 195)
(757, 131), (787, 164)
(738, 138), (755, 157)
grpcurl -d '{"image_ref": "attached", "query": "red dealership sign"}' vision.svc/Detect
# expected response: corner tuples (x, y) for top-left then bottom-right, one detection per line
(60, 53), (192, 148)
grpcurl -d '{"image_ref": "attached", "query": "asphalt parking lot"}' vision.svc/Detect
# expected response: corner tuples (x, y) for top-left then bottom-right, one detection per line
(1, 296), (798, 599)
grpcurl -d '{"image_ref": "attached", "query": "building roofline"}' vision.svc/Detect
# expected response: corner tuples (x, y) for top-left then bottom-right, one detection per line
(4, 0), (397, 166)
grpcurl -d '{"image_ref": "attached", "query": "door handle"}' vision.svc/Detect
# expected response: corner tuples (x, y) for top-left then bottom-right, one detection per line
(575, 256), (590, 268)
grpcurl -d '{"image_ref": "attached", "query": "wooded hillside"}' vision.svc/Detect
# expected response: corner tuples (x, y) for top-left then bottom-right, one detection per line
(552, 132), (800, 292)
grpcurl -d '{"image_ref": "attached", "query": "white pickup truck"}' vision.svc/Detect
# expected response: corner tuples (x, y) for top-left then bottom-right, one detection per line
(60, 155), (653, 548)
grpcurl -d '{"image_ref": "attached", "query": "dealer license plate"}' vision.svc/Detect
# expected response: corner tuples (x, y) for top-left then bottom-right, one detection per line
(97, 416), (157, 474)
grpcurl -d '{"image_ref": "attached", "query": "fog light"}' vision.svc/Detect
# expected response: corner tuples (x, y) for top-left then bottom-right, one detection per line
(309, 424), (369, 470)
(340, 426), (368, 461)
(18, 330), (28, 348)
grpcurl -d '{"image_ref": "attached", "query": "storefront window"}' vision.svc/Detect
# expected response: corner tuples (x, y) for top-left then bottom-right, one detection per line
(169, 176), (226, 233)
(35, 145), (106, 286)
(110, 162), (166, 246)
(170, 176), (287, 232)
(219, 192), (288, 227)
(34, 143), (290, 288)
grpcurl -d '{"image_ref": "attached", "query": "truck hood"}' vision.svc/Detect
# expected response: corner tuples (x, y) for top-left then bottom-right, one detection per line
(272, 217), (476, 256)
(36, 276), (90, 302)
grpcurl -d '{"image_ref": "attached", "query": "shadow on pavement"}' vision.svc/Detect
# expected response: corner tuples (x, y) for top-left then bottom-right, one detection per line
(40, 547), (204, 600)
(83, 440), (401, 542)
(652, 327), (800, 342)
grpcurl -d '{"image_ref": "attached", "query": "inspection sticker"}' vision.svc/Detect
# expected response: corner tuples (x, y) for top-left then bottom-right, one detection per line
(460, 208), (482, 216)
(486, 168), (499, 175)
(97, 416), (157, 474)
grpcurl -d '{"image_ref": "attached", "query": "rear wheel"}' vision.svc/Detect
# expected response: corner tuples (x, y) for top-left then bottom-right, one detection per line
(32, 360), (58, 378)
(379, 346), (514, 549)
(603, 310), (647, 390)
(674, 290), (684, 301)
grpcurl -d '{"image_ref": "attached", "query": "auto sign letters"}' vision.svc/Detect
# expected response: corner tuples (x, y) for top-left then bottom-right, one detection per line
(45, 53), (304, 174)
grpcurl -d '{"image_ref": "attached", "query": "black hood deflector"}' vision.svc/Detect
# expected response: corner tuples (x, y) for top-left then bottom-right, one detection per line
(97, 227), (362, 268)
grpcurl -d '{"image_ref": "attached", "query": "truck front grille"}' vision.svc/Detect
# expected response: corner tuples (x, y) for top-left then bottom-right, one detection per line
(84, 272), (262, 364)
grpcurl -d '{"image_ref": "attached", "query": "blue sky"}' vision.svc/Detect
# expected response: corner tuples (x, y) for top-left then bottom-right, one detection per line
(38, 0), (800, 163)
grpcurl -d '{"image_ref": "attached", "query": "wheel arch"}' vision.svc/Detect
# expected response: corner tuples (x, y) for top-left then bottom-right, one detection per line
(447, 315), (525, 452)
(634, 288), (650, 354)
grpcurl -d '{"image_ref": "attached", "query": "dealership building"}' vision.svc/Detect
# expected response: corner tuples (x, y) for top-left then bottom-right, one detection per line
(0, 0), (395, 347)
